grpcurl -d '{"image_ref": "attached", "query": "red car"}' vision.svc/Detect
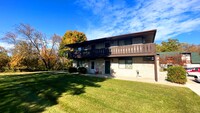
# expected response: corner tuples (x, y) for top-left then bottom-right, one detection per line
(185, 67), (200, 72)
(191, 67), (200, 72)
(185, 68), (194, 72)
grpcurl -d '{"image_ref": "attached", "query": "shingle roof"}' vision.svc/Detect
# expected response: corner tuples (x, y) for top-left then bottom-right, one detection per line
(65, 29), (157, 47)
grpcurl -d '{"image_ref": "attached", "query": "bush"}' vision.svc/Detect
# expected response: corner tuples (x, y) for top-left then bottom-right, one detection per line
(78, 67), (87, 74)
(68, 67), (77, 73)
(167, 66), (187, 84)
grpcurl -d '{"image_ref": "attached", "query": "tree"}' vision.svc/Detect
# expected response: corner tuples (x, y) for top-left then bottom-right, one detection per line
(58, 31), (87, 69)
(181, 43), (200, 54)
(3, 23), (61, 70)
(0, 46), (10, 72)
(159, 54), (185, 66)
(2, 32), (18, 44)
(59, 30), (87, 56)
(9, 41), (39, 71)
(156, 39), (181, 52)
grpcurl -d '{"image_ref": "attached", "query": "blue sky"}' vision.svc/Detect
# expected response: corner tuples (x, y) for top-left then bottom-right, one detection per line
(0, 0), (200, 49)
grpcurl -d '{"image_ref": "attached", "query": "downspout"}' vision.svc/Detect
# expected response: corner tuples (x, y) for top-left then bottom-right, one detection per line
(154, 55), (158, 82)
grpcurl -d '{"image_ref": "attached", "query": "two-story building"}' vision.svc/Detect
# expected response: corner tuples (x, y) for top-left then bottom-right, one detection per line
(65, 30), (159, 81)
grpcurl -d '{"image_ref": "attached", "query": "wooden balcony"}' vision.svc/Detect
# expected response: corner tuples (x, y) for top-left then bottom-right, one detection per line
(68, 43), (156, 59)
(109, 43), (156, 57)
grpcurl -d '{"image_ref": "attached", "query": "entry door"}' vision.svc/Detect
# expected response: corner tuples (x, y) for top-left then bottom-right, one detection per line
(105, 61), (110, 74)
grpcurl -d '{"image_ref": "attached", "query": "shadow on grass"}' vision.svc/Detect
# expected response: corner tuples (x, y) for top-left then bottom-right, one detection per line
(0, 72), (106, 113)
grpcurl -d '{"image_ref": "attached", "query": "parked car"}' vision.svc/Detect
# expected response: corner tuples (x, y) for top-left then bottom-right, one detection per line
(185, 68), (194, 72)
(194, 74), (200, 82)
(185, 67), (200, 82)
(193, 67), (200, 72)
(185, 67), (200, 79)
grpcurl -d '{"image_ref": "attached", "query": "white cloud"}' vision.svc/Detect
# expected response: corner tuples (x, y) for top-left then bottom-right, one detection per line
(77, 0), (200, 41)
(0, 42), (14, 50)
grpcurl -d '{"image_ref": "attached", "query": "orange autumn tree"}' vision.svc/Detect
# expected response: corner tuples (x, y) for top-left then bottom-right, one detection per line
(40, 47), (61, 70)
(0, 46), (10, 71)
(59, 31), (87, 69)
(59, 31), (87, 56)
(9, 41), (39, 71)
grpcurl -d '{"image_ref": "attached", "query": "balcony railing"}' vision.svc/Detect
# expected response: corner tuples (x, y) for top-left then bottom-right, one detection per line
(68, 43), (156, 59)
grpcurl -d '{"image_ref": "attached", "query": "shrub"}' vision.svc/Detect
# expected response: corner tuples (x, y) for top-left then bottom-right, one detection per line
(167, 66), (187, 84)
(68, 67), (77, 73)
(78, 67), (87, 74)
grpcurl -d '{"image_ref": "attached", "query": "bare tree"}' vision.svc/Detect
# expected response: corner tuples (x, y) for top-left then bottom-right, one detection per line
(3, 23), (61, 70)
(18, 24), (62, 69)
(2, 32), (18, 45)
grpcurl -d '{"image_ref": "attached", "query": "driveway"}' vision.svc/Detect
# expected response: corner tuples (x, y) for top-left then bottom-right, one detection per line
(157, 72), (200, 96)
(186, 73), (200, 96)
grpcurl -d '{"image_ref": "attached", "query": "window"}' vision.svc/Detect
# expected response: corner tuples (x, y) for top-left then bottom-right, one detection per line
(124, 38), (132, 45)
(77, 60), (83, 67)
(118, 39), (132, 46)
(118, 58), (132, 69)
(118, 40), (124, 46)
(91, 45), (96, 50)
(143, 56), (154, 61)
(132, 37), (144, 44)
(119, 60), (125, 68)
(91, 61), (95, 69)
(105, 42), (110, 48)
(78, 47), (82, 51)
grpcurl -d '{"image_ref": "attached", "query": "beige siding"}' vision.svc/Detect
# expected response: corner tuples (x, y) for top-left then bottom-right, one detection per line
(110, 57), (155, 79)
(72, 56), (158, 80)
(86, 59), (105, 74)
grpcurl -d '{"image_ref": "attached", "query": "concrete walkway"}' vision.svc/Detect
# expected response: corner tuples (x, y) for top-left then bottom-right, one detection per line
(85, 72), (200, 96)
(84, 72), (186, 87)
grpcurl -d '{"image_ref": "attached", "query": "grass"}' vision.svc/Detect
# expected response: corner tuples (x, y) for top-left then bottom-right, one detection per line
(0, 72), (200, 113)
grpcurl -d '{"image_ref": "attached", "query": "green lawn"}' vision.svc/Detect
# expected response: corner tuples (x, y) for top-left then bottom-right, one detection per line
(0, 72), (200, 113)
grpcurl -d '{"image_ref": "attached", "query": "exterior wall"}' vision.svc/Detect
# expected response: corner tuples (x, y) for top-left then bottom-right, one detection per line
(182, 54), (191, 64)
(73, 59), (105, 74)
(182, 53), (200, 68)
(72, 56), (158, 80)
(110, 57), (155, 79)
(87, 58), (105, 74)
